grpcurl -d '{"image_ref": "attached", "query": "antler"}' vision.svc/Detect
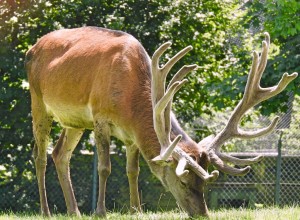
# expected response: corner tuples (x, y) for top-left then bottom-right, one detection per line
(151, 42), (193, 160)
(151, 43), (219, 182)
(206, 32), (298, 175)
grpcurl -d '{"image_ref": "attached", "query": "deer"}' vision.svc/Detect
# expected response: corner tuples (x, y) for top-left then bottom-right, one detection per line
(25, 26), (297, 217)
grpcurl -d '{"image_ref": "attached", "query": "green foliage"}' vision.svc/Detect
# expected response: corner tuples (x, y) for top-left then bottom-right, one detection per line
(246, 0), (300, 39)
(244, 0), (300, 116)
(265, 0), (300, 38)
(0, 0), (36, 207)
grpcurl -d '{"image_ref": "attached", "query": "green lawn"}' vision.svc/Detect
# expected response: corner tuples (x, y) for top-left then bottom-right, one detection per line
(1, 206), (299, 220)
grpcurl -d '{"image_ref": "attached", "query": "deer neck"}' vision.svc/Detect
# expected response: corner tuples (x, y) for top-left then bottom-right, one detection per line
(132, 107), (197, 162)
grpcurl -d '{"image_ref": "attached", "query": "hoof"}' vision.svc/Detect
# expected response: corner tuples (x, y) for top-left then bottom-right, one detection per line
(68, 209), (81, 217)
(130, 206), (142, 214)
(41, 209), (51, 217)
(95, 209), (107, 218)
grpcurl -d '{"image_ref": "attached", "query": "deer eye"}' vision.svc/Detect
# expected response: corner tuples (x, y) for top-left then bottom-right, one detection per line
(189, 155), (197, 161)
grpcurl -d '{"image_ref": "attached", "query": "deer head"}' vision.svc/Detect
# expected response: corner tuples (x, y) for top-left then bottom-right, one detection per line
(149, 32), (297, 216)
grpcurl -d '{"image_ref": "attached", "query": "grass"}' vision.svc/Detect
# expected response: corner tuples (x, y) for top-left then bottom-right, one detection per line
(0, 206), (299, 220)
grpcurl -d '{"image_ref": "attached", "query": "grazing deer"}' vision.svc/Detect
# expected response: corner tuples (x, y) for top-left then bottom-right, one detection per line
(25, 27), (297, 217)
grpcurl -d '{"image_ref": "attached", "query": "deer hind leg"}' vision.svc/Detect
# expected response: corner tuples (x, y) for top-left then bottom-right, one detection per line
(126, 145), (141, 213)
(32, 98), (53, 216)
(52, 128), (84, 216)
(94, 120), (111, 217)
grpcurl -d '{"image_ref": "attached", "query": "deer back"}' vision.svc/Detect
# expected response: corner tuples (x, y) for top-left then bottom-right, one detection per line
(26, 27), (154, 142)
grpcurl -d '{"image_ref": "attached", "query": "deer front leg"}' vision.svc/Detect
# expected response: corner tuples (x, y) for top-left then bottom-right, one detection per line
(126, 145), (141, 213)
(94, 120), (111, 217)
(52, 128), (84, 216)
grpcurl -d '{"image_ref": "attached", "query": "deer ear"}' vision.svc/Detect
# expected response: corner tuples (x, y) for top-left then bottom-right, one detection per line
(197, 135), (214, 148)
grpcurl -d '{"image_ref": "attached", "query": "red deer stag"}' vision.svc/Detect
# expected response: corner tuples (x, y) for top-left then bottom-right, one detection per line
(25, 27), (297, 217)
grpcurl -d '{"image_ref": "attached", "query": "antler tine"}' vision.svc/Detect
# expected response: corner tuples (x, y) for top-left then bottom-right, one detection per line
(154, 80), (188, 117)
(206, 32), (298, 176)
(151, 43), (197, 161)
(176, 158), (189, 178)
(173, 148), (219, 182)
(151, 42), (172, 106)
(162, 46), (193, 79)
(256, 33), (270, 80)
(152, 135), (182, 162)
(259, 72), (298, 102)
(210, 153), (251, 176)
(236, 116), (279, 139)
(168, 64), (198, 90)
(243, 51), (259, 105)
(218, 153), (263, 166)
(151, 43), (220, 182)
(164, 64), (197, 134)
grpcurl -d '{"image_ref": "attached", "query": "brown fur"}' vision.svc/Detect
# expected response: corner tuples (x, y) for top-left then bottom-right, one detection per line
(26, 27), (209, 217)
